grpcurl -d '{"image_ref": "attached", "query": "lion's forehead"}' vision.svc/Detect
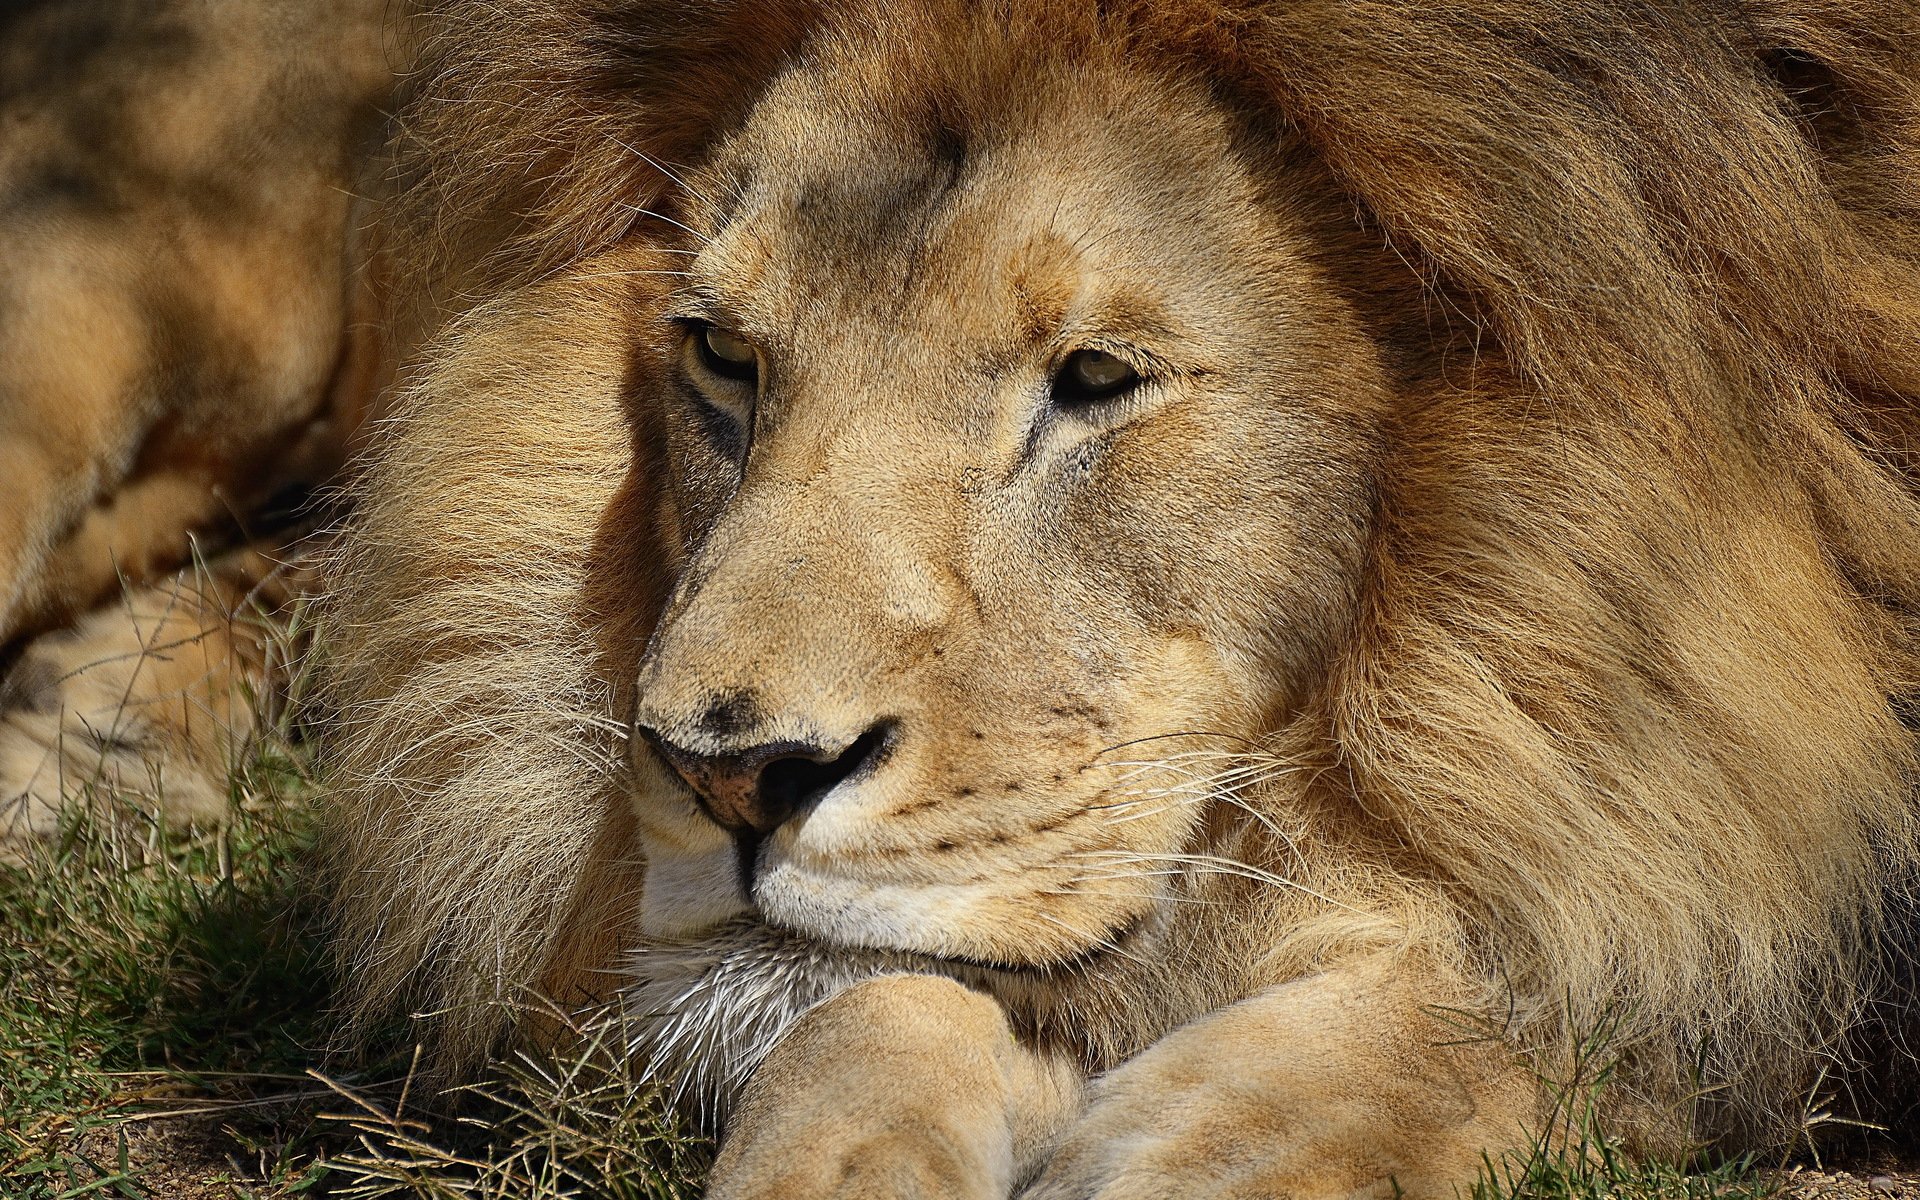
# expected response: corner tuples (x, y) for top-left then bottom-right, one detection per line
(693, 57), (1265, 352)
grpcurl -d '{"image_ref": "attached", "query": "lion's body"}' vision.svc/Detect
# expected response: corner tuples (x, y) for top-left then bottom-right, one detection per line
(0, 0), (399, 835)
(0, 0), (394, 638)
(6, 0), (1920, 1194)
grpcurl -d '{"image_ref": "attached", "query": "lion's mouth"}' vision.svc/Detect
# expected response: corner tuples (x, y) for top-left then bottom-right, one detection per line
(666, 790), (1172, 975)
(738, 885), (1155, 979)
(732, 829), (765, 895)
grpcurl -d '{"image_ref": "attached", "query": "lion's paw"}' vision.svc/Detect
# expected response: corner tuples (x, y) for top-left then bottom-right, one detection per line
(706, 975), (1045, 1200)
(1019, 971), (1528, 1200)
(1019, 1065), (1362, 1200)
(712, 1129), (1011, 1200)
(0, 590), (257, 856)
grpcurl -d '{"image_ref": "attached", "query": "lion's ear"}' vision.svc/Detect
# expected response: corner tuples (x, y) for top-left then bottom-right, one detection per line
(382, 0), (818, 339)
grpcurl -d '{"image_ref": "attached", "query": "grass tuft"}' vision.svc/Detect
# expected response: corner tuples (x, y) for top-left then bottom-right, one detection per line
(0, 728), (705, 1197)
(315, 1011), (709, 1200)
(1471, 1011), (1783, 1200)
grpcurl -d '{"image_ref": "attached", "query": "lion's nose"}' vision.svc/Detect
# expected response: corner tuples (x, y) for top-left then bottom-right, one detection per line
(641, 723), (891, 835)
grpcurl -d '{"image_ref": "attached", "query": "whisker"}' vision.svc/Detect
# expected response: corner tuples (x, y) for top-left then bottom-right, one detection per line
(1102, 801), (1180, 826)
(571, 268), (693, 280)
(1032, 911), (1150, 969)
(1045, 882), (1227, 908)
(611, 137), (715, 209)
(1085, 795), (1162, 812)
(620, 203), (715, 246)
(1068, 849), (1365, 916)
(1091, 729), (1265, 759)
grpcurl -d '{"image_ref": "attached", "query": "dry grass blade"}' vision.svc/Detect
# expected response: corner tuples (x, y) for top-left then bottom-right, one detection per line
(315, 1006), (709, 1200)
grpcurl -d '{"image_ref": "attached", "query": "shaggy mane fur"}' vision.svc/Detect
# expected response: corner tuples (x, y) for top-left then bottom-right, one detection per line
(326, 0), (1920, 1148)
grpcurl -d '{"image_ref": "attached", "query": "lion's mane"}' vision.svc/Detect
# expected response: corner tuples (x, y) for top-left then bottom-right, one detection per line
(324, 0), (1920, 1146)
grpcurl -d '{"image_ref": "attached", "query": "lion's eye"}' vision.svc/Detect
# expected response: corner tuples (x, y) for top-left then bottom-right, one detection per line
(693, 324), (759, 383)
(1053, 349), (1140, 405)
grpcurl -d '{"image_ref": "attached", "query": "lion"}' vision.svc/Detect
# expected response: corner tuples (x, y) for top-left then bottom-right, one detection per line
(0, 0), (400, 838)
(7, 0), (1920, 1196)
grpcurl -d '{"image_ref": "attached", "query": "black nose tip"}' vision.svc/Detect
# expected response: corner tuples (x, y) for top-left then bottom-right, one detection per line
(643, 723), (891, 835)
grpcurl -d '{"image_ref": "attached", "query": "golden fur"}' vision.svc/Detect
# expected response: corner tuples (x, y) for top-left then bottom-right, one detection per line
(0, 0), (401, 837)
(324, 0), (1920, 1188)
(6, 0), (1920, 1194)
(0, 0), (397, 643)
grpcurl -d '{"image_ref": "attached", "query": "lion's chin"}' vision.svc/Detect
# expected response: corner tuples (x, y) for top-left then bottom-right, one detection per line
(631, 835), (975, 952)
(637, 851), (1017, 961)
(623, 918), (938, 1125)
(620, 898), (1153, 1125)
(750, 856), (998, 955)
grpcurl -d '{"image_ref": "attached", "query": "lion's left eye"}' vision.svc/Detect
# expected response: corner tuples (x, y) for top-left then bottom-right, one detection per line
(692, 323), (759, 384)
(1053, 349), (1140, 405)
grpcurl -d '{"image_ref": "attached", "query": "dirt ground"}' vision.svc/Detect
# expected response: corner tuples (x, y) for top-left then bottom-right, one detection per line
(52, 1113), (1920, 1199)
(1785, 1165), (1920, 1199)
(71, 1109), (331, 1198)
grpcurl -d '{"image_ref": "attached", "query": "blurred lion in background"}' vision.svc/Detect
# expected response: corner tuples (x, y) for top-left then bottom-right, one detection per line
(6, 1), (1920, 1197)
(0, 0), (395, 834)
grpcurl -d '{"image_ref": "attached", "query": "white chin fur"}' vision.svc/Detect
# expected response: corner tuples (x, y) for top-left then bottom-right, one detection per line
(751, 855), (993, 958)
(624, 834), (1038, 1124)
(636, 847), (752, 936)
(623, 920), (937, 1127)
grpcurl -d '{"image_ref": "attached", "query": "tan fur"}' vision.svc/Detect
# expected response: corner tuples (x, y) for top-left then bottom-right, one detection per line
(6, 0), (1920, 1194)
(0, 0), (400, 645)
(0, 0), (404, 835)
(0, 549), (312, 854)
(710, 975), (1084, 1198)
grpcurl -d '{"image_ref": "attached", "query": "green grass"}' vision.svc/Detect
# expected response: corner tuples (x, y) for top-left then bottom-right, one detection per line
(1479, 1138), (1781, 1200)
(0, 733), (708, 1199)
(1470, 1014), (1785, 1200)
(0, 741), (333, 1196)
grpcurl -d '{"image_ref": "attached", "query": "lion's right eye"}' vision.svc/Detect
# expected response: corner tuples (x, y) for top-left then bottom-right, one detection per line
(692, 323), (759, 384)
(1052, 349), (1140, 407)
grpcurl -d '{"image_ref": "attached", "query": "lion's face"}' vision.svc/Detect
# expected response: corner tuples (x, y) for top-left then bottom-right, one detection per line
(619, 42), (1389, 967)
